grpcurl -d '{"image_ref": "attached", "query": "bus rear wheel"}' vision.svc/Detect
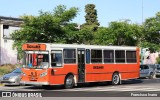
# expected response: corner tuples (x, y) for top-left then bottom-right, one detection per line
(112, 73), (120, 85)
(64, 75), (74, 89)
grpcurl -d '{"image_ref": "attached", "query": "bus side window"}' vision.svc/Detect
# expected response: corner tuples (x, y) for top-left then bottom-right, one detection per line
(51, 51), (62, 67)
(115, 50), (125, 63)
(63, 49), (76, 64)
(86, 49), (90, 63)
(91, 49), (102, 63)
(103, 50), (114, 63)
(126, 51), (136, 63)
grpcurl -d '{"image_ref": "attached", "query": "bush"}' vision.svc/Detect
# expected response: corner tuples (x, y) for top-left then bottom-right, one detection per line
(156, 57), (160, 64)
(0, 64), (17, 76)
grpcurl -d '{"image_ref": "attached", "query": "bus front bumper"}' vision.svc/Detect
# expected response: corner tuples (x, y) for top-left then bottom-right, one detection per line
(20, 81), (49, 85)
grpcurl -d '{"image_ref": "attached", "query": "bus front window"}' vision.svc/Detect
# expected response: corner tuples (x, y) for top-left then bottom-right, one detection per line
(25, 52), (49, 68)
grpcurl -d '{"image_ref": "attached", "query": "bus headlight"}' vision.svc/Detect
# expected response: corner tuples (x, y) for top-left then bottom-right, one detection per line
(22, 72), (26, 76)
(40, 72), (47, 77)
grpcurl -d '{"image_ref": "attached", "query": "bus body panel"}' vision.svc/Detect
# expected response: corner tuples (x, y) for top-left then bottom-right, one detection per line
(21, 68), (48, 83)
(48, 64), (77, 85)
(22, 64), (78, 85)
(85, 63), (139, 82)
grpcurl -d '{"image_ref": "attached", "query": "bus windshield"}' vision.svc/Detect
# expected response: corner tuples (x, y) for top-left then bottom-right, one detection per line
(23, 51), (49, 69)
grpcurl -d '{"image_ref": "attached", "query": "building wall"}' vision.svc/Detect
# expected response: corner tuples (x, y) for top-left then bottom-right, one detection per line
(141, 48), (160, 64)
(0, 24), (1, 65)
(0, 24), (20, 65)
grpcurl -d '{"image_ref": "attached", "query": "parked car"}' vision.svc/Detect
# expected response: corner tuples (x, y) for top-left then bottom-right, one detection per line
(155, 64), (160, 77)
(0, 68), (22, 85)
(140, 64), (156, 79)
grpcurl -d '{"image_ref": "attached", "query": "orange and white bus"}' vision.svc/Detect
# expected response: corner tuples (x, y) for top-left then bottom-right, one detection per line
(21, 43), (140, 89)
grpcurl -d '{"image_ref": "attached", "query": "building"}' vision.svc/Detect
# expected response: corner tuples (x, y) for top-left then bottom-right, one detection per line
(0, 16), (23, 65)
(141, 48), (160, 64)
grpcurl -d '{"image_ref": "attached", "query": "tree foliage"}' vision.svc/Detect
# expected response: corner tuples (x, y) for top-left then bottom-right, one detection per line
(94, 21), (143, 46)
(82, 4), (99, 31)
(11, 5), (79, 60)
(140, 12), (160, 52)
(94, 27), (111, 45)
(11, 4), (160, 61)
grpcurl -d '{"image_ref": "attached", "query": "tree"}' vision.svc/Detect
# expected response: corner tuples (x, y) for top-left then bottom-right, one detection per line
(107, 21), (143, 46)
(94, 27), (111, 45)
(62, 23), (79, 44)
(77, 28), (94, 44)
(141, 12), (160, 52)
(11, 5), (79, 60)
(82, 4), (99, 31)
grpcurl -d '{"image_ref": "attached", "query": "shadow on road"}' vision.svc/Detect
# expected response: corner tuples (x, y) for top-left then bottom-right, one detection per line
(4, 85), (21, 87)
(22, 79), (144, 90)
(121, 79), (143, 85)
(23, 85), (64, 90)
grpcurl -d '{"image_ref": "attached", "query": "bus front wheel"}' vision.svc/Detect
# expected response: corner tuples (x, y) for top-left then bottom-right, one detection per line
(64, 75), (74, 89)
(112, 73), (120, 85)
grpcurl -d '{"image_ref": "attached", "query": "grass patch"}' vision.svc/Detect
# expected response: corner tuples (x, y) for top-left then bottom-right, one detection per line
(0, 83), (4, 86)
(0, 64), (17, 76)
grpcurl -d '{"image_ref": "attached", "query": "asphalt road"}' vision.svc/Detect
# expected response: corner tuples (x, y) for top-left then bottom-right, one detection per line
(1, 78), (160, 99)
(0, 78), (160, 91)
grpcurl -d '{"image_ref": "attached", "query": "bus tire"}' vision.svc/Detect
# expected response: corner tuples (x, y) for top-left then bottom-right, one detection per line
(64, 75), (74, 89)
(112, 73), (120, 85)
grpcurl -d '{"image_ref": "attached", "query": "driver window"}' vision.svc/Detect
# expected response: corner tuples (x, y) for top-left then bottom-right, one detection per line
(51, 50), (62, 67)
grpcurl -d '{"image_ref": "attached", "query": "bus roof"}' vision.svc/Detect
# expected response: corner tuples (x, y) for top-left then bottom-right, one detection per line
(47, 43), (138, 50)
(22, 43), (138, 50)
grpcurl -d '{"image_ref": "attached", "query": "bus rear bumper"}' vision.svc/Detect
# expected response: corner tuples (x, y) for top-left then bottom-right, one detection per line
(20, 81), (49, 85)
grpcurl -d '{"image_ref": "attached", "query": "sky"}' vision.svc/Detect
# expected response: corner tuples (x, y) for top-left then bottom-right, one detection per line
(0, 0), (160, 26)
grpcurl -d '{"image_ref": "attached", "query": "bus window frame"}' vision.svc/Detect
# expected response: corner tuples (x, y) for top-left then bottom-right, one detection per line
(126, 50), (137, 63)
(103, 49), (115, 64)
(115, 50), (126, 63)
(51, 50), (63, 67)
(91, 49), (103, 64)
(63, 48), (77, 64)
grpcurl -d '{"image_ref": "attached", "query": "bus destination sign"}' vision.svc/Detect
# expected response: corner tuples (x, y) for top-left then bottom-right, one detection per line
(22, 44), (46, 51)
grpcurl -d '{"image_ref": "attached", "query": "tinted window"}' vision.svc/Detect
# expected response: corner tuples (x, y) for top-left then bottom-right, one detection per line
(141, 65), (149, 69)
(91, 50), (102, 63)
(103, 50), (114, 63)
(115, 50), (125, 63)
(144, 65), (149, 69)
(86, 49), (90, 63)
(126, 51), (136, 63)
(157, 67), (160, 70)
(140, 65), (145, 69)
(64, 49), (76, 63)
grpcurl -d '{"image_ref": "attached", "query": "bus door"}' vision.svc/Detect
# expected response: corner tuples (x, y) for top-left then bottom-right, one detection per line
(77, 48), (85, 83)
